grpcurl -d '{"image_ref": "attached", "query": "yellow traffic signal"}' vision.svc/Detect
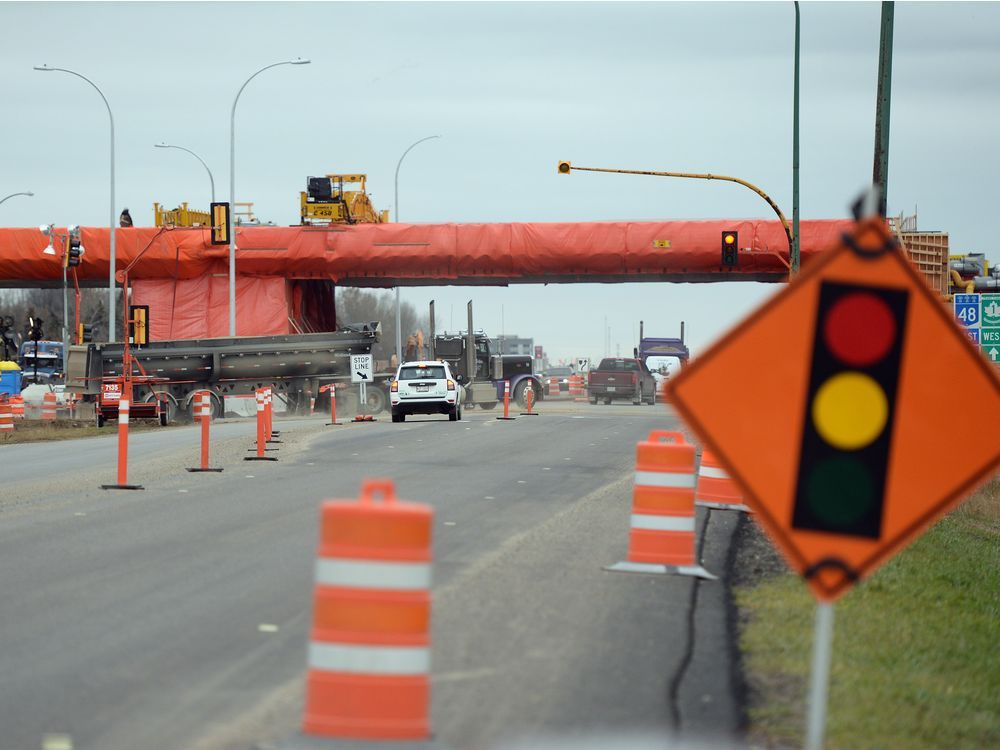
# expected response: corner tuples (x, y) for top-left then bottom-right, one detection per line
(557, 161), (572, 174)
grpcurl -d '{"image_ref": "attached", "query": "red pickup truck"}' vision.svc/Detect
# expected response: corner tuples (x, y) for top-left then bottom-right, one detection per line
(587, 357), (657, 405)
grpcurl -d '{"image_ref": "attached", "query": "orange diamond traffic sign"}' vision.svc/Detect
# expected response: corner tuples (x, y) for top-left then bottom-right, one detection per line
(666, 217), (1000, 601)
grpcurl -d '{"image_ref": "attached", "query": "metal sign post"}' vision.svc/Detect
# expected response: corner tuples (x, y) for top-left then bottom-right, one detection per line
(806, 602), (835, 750)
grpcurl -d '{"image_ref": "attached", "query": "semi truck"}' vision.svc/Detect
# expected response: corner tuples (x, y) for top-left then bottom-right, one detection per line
(66, 324), (384, 423)
(427, 301), (542, 409)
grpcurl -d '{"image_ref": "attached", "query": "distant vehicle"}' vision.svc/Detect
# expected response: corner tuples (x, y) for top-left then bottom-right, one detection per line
(390, 360), (464, 422)
(19, 340), (64, 385)
(587, 357), (657, 405)
(542, 366), (574, 397)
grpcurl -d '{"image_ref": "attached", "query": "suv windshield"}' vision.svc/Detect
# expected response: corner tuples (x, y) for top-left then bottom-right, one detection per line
(400, 365), (446, 380)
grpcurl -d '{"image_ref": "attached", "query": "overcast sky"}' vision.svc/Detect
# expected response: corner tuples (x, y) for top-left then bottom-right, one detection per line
(2, 1), (998, 363)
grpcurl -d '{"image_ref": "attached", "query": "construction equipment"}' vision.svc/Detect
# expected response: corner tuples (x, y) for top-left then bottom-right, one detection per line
(300, 174), (388, 226)
(153, 202), (212, 228)
(949, 253), (999, 295)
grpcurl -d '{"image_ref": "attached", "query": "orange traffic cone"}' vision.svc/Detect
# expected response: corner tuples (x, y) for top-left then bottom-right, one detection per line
(10, 394), (24, 419)
(606, 430), (715, 579)
(695, 450), (750, 512)
(41, 391), (58, 421)
(0, 399), (14, 436)
(302, 479), (433, 741)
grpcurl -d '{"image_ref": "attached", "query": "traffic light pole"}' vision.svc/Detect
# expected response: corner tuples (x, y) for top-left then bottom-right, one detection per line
(806, 602), (835, 750)
(559, 164), (793, 267)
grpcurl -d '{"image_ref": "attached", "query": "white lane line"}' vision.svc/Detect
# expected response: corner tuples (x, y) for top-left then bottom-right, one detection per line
(178, 489), (188, 493)
(543, 467), (551, 471)
(517, 480), (526, 484)
(245, 475), (255, 478)
(74, 512), (86, 517)
(258, 623), (279, 633)
(484, 496), (495, 500)
(443, 521), (457, 526)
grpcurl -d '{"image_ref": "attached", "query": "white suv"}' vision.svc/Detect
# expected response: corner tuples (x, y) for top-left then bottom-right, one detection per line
(390, 360), (464, 422)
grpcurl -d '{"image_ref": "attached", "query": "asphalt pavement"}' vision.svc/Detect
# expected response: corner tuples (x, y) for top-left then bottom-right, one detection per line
(0, 401), (744, 750)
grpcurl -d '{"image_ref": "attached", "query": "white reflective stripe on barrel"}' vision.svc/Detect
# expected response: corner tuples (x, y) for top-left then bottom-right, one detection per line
(698, 465), (729, 479)
(315, 558), (431, 591)
(119, 400), (129, 424)
(630, 514), (695, 532)
(308, 642), (430, 675)
(634, 470), (696, 489)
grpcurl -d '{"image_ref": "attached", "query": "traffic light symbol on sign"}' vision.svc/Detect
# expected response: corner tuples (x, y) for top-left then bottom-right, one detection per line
(792, 281), (909, 541)
(722, 231), (738, 267)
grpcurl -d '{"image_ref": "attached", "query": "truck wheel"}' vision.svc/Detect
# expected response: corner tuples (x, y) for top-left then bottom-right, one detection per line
(590, 396), (598, 405)
(96, 412), (105, 428)
(159, 410), (169, 427)
(449, 405), (459, 421)
(512, 380), (530, 407)
(391, 412), (404, 423)
(479, 401), (498, 411)
(647, 390), (657, 405)
(364, 387), (387, 414)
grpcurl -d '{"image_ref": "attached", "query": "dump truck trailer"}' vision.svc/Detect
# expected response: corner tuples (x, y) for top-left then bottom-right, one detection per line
(66, 326), (382, 422)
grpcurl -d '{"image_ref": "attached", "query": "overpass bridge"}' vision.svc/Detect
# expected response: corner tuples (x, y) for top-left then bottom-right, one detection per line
(0, 218), (853, 339)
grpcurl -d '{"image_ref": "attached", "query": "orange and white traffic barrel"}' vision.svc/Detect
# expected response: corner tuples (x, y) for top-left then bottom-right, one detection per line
(606, 430), (715, 579)
(695, 450), (750, 512)
(569, 374), (587, 401)
(41, 391), (58, 421)
(302, 479), (433, 740)
(10, 394), (24, 419)
(0, 400), (14, 435)
(547, 377), (560, 397)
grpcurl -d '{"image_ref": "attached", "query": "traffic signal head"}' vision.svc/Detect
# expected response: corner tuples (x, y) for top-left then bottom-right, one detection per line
(792, 281), (909, 540)
(721, 230), (738, 267)
(78, 323), (94, 343)
(66, 235), (84, 267)
(557, 161), (572, 175)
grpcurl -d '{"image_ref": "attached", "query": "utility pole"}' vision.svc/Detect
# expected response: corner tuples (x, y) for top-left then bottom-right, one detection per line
(791, 1), (801, 276)
(872, 2), (895, 218)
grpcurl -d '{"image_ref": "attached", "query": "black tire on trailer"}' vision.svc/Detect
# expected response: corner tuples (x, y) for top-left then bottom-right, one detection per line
(96, 412), (105, 428)
(364, 386), (387, 414)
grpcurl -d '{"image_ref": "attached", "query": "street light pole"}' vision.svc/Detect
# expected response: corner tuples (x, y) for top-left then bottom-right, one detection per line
(0, 191), (34, 207)
(155, 143), (216, 203)
(791, 1), (801, 277)
(34, 64), (116, 342)
(393, 135), (441, 362)
(229, 58), (311, 337)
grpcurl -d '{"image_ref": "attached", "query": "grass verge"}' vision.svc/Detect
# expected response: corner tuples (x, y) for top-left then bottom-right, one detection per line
(735, 478), (999, 749)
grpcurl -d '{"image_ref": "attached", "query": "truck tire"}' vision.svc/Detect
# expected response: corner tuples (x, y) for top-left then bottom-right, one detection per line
(513, 380), (530, 408)
(479, 401), (498, 411)
(646, 389), (656, 406)
(363, 386), (387, 414)
(590, 396), (598, 405)
(96, 412), (105, 428)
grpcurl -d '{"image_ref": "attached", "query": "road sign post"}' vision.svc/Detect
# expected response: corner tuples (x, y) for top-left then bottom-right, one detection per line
(666, 215), (1000, 748)
(350, 353), (376, 421)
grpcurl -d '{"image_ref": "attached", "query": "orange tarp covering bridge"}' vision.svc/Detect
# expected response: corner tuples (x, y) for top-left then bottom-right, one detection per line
(0, 219), (853, 339)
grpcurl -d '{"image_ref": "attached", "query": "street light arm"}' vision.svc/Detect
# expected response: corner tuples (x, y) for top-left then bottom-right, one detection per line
(565, 165), (793, 247)
(0, 191), (34, 207)
(394, 135), (442, 202)
(156, 143), (216, 203)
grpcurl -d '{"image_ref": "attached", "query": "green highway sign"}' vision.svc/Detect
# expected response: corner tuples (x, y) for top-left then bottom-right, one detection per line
(982, 327), (1000, 361)
(982, 295), (1000, 327)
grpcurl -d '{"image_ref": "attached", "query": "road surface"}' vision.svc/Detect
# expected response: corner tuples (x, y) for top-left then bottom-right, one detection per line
(0, 402), (743, 749)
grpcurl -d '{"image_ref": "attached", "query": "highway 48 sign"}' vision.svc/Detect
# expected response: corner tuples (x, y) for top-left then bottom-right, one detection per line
(667, 217), (1000, 602)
